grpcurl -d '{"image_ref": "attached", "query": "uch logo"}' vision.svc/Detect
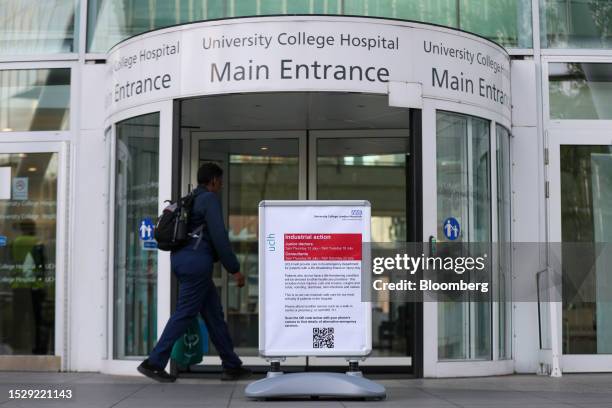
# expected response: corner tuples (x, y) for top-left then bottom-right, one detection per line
(266, 233), (276, 251)
(351, 209), (363, 216)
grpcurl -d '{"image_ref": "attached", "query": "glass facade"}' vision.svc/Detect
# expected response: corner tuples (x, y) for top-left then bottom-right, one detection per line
(436, 111), (492, 360)
(460, 0), (532, 48)
(0, 0), (78, 55)
(113, 113), (159, 359)
(0, 0), (608, 376)
(0, 152), (58, 355)
(0, 69), (71, 132)
(549, 63), (612, 120)
(87, 0), (532, 52)
(541, 0), (612, 48)
(561, 145), (612, 354)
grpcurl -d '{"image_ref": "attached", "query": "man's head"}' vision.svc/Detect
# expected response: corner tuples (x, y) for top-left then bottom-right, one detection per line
(197, 162), (223, 193)
(17, 219), (37, 236)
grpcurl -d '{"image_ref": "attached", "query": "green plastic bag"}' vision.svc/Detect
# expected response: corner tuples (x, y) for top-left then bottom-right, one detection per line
(170, 318), (204, 367)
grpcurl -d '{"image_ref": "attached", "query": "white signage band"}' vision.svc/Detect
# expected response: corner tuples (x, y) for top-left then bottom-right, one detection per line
(106, 16), (511, 122)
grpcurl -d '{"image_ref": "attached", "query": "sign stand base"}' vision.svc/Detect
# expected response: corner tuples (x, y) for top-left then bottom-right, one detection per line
(244, 371), (386, 400)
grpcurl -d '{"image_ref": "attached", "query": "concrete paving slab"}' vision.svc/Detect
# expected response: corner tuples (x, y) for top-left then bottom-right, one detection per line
(1, 372), (612, 408)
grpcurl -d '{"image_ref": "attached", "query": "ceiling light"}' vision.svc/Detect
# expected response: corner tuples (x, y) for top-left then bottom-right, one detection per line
(260, 146), (269, 151)
(28, 167), (37, 172)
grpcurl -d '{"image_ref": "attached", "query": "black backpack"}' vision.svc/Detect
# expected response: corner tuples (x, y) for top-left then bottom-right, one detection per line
(154, 192), (202, 251)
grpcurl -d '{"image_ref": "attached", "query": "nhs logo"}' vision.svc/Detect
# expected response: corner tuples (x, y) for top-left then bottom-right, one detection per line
(351, 209), (362, 216)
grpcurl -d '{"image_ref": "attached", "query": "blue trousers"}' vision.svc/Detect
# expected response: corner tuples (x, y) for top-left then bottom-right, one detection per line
(148, 247), (242, 369)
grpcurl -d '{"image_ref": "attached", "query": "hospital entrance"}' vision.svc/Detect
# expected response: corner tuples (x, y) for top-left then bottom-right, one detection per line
(176, 92), (422, 375)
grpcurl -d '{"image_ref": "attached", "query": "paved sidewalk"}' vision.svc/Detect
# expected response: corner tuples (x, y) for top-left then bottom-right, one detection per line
(1, 372), (612, 408)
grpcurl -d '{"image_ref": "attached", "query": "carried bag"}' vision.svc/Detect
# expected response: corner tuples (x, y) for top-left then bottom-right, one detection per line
(154, 192), (198, 251)
(170, 317), (208, 368)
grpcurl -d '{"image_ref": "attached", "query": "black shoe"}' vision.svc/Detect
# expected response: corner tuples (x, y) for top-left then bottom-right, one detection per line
(221, 366), (252, 381)
(137, 359), (177, 383)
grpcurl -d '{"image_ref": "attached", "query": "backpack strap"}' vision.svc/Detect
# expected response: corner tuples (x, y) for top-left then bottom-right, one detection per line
(189, 223), (206, 250)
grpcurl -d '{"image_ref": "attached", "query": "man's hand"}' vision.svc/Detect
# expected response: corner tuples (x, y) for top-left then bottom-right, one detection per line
(233, 272), (246, 288)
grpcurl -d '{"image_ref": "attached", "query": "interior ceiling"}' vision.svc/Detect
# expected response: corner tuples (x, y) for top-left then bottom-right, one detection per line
(180, 92), (410, 131)
(198, 138), (298, 157)
(196, 133), (410, 157)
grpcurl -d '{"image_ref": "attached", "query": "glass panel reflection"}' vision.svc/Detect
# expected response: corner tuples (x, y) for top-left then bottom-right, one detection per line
(114, 113), (159, 358)
(561, 145), (612, 354)
(460, 0), (532, 48)
(496, 124), (512, 360)
(88, 0), (531, 52)
(315, 132), (410, 357)
(197, 137), (300, 356)
(541, 0), (612, 48)
(0, 69), (70, 132)
(0, 0), (77, 55)
(549, 63), (612, 120)
(436, 111), (491, 360)
(0, 152), (58, 355)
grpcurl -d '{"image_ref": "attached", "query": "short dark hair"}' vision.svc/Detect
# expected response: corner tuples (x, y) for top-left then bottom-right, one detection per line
(197, 162), (223, 185)
(18, 219), (37, 235)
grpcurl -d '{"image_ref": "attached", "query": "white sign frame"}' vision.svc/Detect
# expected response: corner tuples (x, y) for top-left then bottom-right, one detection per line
(0, 167), (10, 199)
(258, 200), (372, 358)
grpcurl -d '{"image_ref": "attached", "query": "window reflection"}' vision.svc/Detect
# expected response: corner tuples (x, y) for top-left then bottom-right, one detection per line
(0, 153), (58, 356)
(460, 0), (532, 48)
(496, 125), (512, 360)
(0, 0), (77, 55)
(0, 69), (71, 132)
(436, 111), (492, 361)
(549, 63), (612, 120)
(541, 0), (612, 48)
(561, 145), (612, 354)
(197, 137), (300, 355)
(114, 113), (159, 358)
(88, 0), (531, 52)
(316, 132), (410, 357)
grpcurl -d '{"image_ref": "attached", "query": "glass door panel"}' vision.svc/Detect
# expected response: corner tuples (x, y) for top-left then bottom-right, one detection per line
(0, 152), (58, 356)
(310, 129), (412, 360)
(190, 132), (305, 359)
(560, 145), (612, 354)
(436, 111), (491, 361)
(113, 113), (160, 359)
(548, 131), (612, 372)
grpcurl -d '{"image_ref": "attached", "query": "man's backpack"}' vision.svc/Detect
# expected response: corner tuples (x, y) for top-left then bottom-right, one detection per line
(155, 192), (199, 251)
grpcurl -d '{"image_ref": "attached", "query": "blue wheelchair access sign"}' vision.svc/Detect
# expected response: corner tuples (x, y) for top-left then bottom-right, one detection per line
(442, 217), (461, 241)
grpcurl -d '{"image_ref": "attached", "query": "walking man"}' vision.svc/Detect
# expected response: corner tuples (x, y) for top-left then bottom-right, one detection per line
(138, 162), (251, 382)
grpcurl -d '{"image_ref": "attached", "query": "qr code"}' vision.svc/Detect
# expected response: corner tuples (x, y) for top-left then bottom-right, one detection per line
(312, 327), (334, 348)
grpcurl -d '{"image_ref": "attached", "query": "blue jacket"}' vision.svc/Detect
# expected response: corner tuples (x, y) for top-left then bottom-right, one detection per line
(188, 186), (240, 274)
